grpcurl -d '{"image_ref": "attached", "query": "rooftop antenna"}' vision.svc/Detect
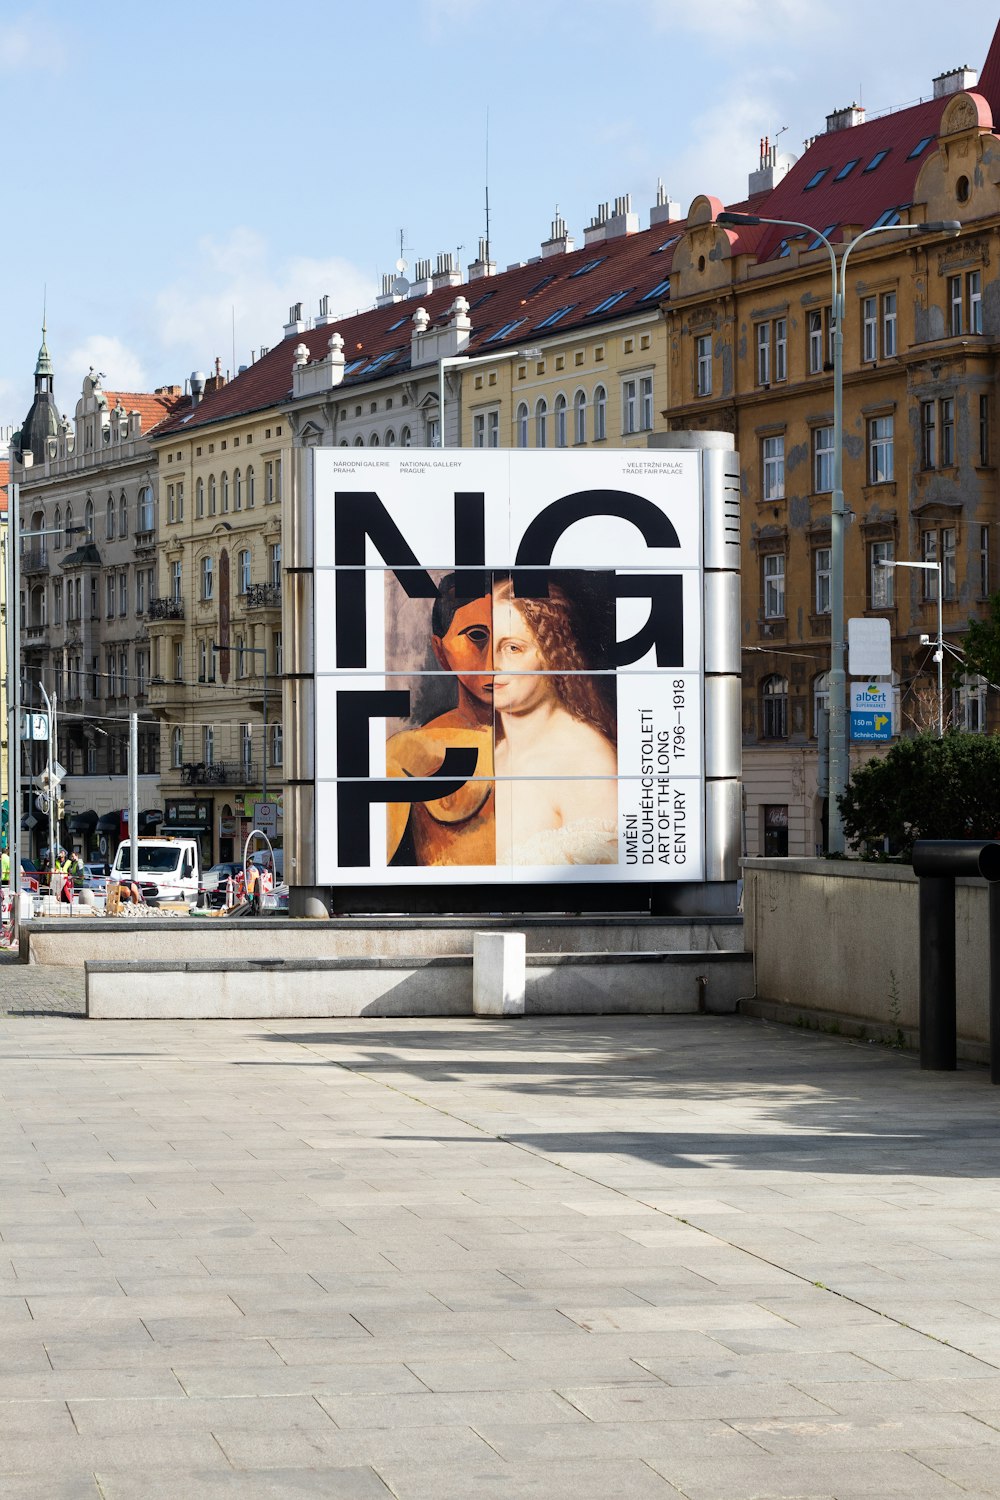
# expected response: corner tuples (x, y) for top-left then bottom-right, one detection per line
(231, 305), (236, 376)
(484, 105), (491, 266)
(392, 228), (413, 298)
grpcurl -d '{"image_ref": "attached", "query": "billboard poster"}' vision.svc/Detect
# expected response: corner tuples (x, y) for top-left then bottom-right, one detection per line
(312, 449), (708, 884)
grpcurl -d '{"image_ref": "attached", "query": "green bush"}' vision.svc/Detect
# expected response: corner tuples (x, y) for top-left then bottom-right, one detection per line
(838, 731), (1000, 858)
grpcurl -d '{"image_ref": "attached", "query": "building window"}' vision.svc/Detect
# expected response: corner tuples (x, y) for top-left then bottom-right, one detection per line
(954, 673), (987, 732)
(594, 385), (607, 440)
(940, 398), (955, 467)
(870, 540), (895, 607)
(981, 525), (990, 598)
(53, 580), (62, 625)
(980, 396), (992, 467)
(84, 497), (94, 540)
(867, 415), (894, 483)
(107, 651), (116, 698)
(574, 390), (587, 444)
(137, 484), (154, 532)
(176, 482), (183, 520)
(136, 570), (146, 614)
(233, 469), (242, 510)
(640, 374), (654, 430)
(245, 467), (254, 506)
(106, 496), (115, 538)
(106, 574), (114, 619)
(762, 435), (785, 501)
(119, 494), (127, 537)
(270, 723), (283, 767)
(813, 671), (831, 737)
(203, 726), (214, 766)
(554, 394), (567, 447)
(920, 401), (936, 469)
(268, 543), (280, 588)
(172, 727), (183, 768)
(238, 548), (251, 593)
(208, 475), (217, 515)
(763, 552), (785, 618)
(969, 270), (983, 334)
(535, 397), (548, 448)
(941, 527), (956, 600)
(761, 675), (789, 738)
(119, 649), (128, 697)
(813, 426), (834, 492)
(273, 631), (283, 675)
(399, 427), (411, 448)
(241, 722), (252, 774)
(174, 639), (183, 681)
(949, 274), (963, 335)
(118, 572), (127, 616)
(473, 412), (486, 447)
(814, 547), (832, 614)
(196, 478), (204, 517)
(921, 529), (938, 599)
(807, 307), (832, 373)
(862, 296), (878, 362)
(202, 556), (214, 601)
(198, 640), (208, 682)
(882, 291), (897, 356)
(516, 403), (528, 448)
(171, 559), (182, 601)
(623, 378), (638, 434)
(695, 334), (712, 396)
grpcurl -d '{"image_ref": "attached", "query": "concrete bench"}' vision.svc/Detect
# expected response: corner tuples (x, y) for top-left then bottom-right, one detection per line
(84, 949), (753, 1020)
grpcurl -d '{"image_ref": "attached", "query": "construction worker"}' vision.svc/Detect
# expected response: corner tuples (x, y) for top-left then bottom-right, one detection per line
(1, 848), (9, 885)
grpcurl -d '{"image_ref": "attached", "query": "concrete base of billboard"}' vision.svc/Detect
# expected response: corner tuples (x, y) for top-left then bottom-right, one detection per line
(84, 950), (752, 1020)
(22, 914), (743, 967)
(473, 932), (526, 1016)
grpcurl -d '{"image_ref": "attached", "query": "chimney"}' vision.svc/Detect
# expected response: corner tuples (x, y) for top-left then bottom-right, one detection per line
(584, 200), (610, 246)
(649, 179), (682, 227)
(541, 212), (575, 258)
(606, 193), (639, 239)
(411, 258), (434, 296)
(933, 65), (978, 97)
(316, 294), (337, 327)
(283, 300), (308, 339)
(748, 136), (797, 196)
(432, 252), (462, 289)
(189, 371), (206, 407)
(376, 273), (404, 309)
(154, 385), (182, 397)
(468, 236), (497, 281)
(825, 104), (865, 133)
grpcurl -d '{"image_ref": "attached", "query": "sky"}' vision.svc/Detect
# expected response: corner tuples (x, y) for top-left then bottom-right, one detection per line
(2, 0), (998, 432)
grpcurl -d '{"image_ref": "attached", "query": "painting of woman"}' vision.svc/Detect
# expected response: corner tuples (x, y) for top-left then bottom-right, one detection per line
(491, 575), (618, 866)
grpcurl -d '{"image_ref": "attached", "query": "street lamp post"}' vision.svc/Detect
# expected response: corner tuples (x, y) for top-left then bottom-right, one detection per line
(879, 559), (944, 737)
(438, 347), (542, 449)
(718, 212), (960, 852)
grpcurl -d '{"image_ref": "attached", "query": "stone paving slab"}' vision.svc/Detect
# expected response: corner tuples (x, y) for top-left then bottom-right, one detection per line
(2, 998), (1000, 1495)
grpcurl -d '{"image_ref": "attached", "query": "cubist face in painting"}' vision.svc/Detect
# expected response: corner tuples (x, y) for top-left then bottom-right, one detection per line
(431, 594), (493, 704)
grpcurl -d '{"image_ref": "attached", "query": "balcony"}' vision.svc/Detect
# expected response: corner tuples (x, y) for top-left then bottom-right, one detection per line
(244, 583), (280, 611)
(179, 760), (260, 787)
(148, 677), (188, 713)
(21, 546), (48, 575)
(148, 596), (185, 621)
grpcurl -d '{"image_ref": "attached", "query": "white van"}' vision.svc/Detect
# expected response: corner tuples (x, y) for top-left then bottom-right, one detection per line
(110, 837), (202, 905)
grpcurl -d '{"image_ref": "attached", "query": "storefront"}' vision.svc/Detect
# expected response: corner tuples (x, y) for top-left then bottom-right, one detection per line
(162, 798), (213, 867)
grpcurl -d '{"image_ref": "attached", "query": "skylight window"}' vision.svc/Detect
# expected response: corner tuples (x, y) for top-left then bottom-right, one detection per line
(342, 359), (365, 375)
(807, 225), (837, 250)
(656, 234), (681, 252)
(533, 305), (575, 330)
(486, 317), (527, 343)
(641, 277), (671, 302)
(907, 135), (933, 159)
(569, 257), (606, 278)
(470, 289), (496, 309)
(863, 149), (890, 172)
(834, 158), (860, 181)
(805, 168), (829, 189)
(387, 317), (408, 331)
(588, 290), (632, 315)
(364, 351), (398, 373)
(872, 207), (904, 228)
(526, 274), (555, 297)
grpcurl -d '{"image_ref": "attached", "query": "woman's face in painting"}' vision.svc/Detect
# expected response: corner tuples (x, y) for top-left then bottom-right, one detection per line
(491, 595), (557, 716)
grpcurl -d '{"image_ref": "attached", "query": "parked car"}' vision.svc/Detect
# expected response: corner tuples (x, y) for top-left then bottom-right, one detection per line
(83, 862), (110, 896)
(20, 858), (41, 893)
(201, 861), (244, 908)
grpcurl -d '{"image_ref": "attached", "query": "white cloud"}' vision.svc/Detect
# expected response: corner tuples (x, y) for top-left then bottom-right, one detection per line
(0, 13), (69, 71)
(151, 229), (375, 377)
(64, 336), (148, 395)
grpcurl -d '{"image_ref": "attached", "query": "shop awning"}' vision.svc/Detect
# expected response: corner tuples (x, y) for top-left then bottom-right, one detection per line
(67, 809), (98, 834)
(96, 811), (121, 834)
(138, 809), (163, 833)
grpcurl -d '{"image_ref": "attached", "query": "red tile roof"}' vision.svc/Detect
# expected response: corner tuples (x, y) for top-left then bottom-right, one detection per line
(103, 389), (187, 435)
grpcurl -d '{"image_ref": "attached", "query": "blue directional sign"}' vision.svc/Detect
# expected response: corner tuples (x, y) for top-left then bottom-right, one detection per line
(850, 682), (892, 742)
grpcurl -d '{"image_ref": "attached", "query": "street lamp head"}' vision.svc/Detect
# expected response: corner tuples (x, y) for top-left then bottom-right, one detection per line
(717, 212), (760, 227)
(922, 220), (962, 237)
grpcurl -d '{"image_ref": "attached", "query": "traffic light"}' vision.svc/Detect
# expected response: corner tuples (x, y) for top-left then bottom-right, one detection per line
(56, 798), (66, 822)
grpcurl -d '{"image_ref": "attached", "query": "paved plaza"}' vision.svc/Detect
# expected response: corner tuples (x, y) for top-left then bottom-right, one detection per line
(2, 965), (1000, 1497)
